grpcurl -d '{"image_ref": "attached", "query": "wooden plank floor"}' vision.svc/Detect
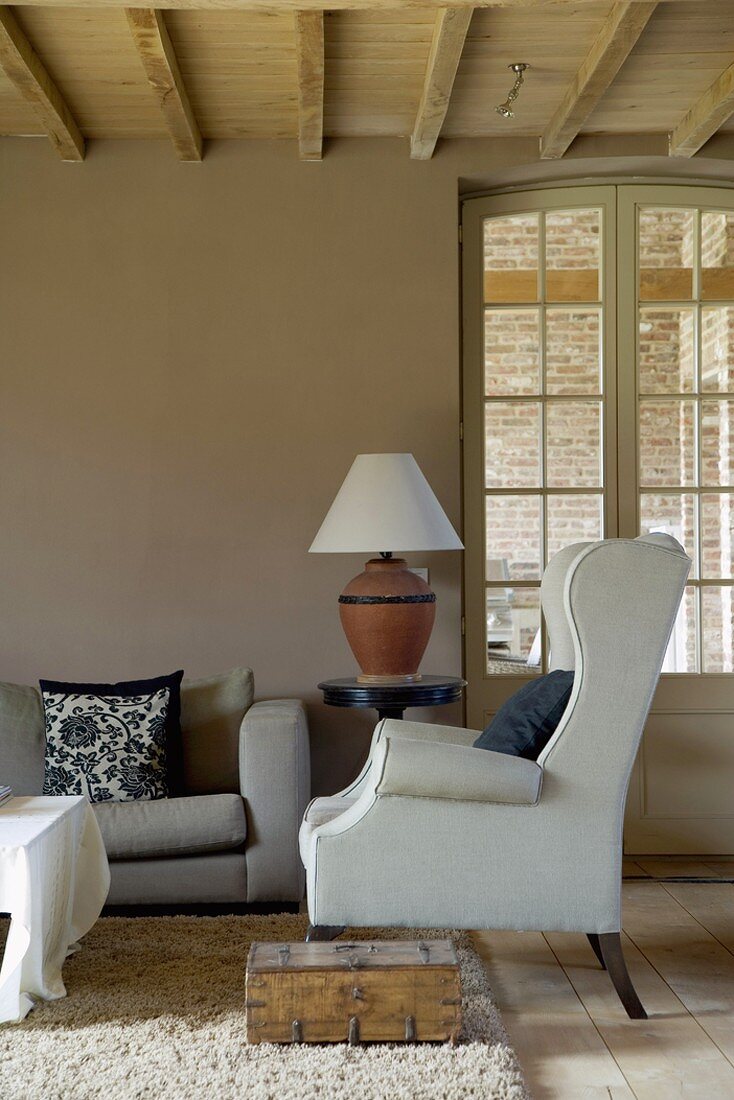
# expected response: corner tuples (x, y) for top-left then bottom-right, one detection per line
(473, 862), (734, 1099)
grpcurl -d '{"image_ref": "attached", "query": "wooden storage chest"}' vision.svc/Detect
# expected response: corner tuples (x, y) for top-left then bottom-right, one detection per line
(245, 939), (462, 1044)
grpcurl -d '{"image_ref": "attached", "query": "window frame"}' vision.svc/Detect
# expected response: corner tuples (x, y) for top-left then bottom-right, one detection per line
(461, 186), (618, 720)
(618, 184), (734, 676)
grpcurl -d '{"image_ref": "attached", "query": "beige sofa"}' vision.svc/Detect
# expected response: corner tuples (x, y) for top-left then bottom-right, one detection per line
(2, 668), (310, 905)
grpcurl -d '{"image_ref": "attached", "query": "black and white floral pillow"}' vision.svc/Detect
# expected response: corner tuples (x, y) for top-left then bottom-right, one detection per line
(42, 687), (171, 802)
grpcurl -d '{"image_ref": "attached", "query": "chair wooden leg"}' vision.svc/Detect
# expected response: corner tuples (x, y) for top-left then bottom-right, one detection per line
(598, 932), (647, 1019)
(587, 933), (606, 969)
(305, 924), (345, 942)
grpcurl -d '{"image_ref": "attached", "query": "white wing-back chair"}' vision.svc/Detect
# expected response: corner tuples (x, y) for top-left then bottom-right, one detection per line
(299, 535), (691, 1018)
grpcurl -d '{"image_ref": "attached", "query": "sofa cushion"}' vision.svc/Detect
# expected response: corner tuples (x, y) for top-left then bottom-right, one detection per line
(0, 681), (45, 795)
(298, 796), (356, 864)
(180, 669), (254, 795)
(93, 793), (247, 860)
(41, 671), (183, 803)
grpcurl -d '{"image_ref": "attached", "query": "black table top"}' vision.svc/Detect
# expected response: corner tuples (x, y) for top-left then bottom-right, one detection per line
(318, 675), (466, 710)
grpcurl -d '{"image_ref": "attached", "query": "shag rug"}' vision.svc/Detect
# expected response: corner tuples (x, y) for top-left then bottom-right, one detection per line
(0, 914), (528, 1100)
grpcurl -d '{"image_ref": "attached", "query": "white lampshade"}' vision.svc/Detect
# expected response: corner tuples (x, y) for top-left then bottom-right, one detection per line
(309, 453), (463, 554)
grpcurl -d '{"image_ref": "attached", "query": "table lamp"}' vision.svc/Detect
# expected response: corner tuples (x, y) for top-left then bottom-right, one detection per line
(309, 453), (463, 683)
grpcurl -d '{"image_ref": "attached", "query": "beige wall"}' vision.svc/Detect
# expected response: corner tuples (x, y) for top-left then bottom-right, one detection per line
(2, 135), (733, 794)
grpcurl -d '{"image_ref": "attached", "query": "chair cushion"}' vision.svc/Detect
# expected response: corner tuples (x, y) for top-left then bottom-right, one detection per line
(0, 681), (45, 795)
(473, 670), (574, 760)
(180, 669), (255, 795)
(93, 793), (247, 860)
(298, 796), (356, 864)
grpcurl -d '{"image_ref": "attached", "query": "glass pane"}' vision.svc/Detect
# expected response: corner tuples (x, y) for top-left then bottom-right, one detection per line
(638, 308), (695, 393)
(639, 400), (695, 486)
(701, 211), (734, 300)
(702, 586), (734, 672)
(662, 586), (698, 673)
(545, 401), (602, 488)
(639, 208), (694, 301)
(702, 308), (734, 392)
(701, 494), (734, 578)
(484, 214), (539, 304)
(546, 494), (603, 562)
(486, 495), (541, 581)
(702, 400), (734, 485)
(486, 586), (541, 671)
(545, 308), (601, 394)
(545, 209), (600, 302)
(484, 309), (540, 396)
(640, 493), (697, 576)
(485, 402), (541, 488)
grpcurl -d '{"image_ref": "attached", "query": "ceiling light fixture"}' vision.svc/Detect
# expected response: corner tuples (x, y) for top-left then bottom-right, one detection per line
(495, 63), (530, 119)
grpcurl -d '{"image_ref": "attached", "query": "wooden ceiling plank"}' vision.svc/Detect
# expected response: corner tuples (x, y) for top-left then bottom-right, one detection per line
(0, 6), (84, 160)
(540, 0), (658, 160)
(126, 8), (202, 160)
(669, 59), (734, 157)
(295, 10), (323, 160)
(1, 0), (714, 9)
(410, 6), (472, 160)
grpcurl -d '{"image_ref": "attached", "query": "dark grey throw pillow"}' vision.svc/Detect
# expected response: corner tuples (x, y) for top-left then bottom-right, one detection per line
(41, 671), (183, 803)
(473, 670), (574, 760)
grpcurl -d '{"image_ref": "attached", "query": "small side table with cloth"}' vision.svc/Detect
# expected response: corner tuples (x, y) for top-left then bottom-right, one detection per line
(0, 796), (110, 1023)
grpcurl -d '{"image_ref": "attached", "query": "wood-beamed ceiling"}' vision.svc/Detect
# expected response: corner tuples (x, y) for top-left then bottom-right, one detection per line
(1, 0), (734, 162)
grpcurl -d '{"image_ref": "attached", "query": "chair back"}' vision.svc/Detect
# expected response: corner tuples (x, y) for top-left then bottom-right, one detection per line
(536, 535), (690, 816)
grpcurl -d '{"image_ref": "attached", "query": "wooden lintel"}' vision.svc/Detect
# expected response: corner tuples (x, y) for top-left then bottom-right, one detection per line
(411, 7), (473, 161)
(295, 11), (324, 161)
(540, 1), (657, 160)
(669, 60), (734, 157)
(126, 8), (202, 161)
(0, 6), (84, 161)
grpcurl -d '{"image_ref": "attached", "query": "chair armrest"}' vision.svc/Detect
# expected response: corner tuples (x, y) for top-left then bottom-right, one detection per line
(377, 718), (480, 748)
(374, 735), (542, 806)
(334, 718), (478, 800)
(239, 699), (310, 902)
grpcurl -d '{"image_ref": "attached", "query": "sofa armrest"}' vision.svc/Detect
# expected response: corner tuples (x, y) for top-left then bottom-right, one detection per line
(374, 735), (542, 806)
(239, 699), (310, 902)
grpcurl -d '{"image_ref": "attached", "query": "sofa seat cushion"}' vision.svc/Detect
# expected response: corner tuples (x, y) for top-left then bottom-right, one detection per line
(298, 796), (356, 864)
(93, 793), (247, 860)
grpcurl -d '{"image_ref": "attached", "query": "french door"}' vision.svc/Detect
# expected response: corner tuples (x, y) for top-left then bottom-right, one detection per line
(462, 183), (734, 853)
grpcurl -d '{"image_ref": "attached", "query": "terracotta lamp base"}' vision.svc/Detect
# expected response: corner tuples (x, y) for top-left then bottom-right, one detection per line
(338, 558), (436, 683)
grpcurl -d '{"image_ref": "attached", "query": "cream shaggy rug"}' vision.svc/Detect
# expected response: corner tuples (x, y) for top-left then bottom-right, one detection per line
(0, 914), (528, 1100)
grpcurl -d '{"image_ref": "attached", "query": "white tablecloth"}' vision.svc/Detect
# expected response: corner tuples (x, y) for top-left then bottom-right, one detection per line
(0, 796), (110, 1023)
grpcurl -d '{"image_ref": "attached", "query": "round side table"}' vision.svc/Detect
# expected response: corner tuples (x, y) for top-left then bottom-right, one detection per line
(317, 675), (466, 721)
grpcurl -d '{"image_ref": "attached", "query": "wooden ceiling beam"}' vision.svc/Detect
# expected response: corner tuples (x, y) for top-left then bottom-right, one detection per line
(411, 7), (473, 161)
(0, 6), (84, 161)
(295, 11), (324, 161)
(540, 1), (657, 160)
(669, 61), (734, 157)
(126, 8), (202, 161)
(2, 0), (707, 11)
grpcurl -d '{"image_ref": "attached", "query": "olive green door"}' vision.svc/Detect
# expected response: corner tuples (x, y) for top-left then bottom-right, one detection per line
(463, 183), (734, 854)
